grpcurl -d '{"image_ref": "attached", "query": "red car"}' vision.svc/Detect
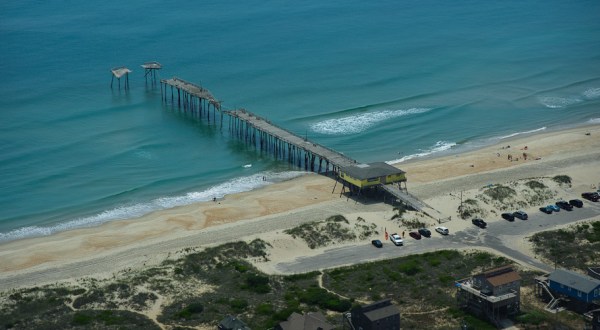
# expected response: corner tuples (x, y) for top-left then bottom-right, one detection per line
(409, 231), (421, 240)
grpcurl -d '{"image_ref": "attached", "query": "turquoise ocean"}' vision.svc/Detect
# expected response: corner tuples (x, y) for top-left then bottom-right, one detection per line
(1, 0), (599, 242)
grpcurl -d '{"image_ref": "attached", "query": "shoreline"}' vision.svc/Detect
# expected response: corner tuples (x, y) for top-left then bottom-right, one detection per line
(0, 123), (599, 290)
(1, 121), (598, 244)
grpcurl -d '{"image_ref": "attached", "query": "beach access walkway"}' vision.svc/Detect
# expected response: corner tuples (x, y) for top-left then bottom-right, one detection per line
(381, 184), (447, 220)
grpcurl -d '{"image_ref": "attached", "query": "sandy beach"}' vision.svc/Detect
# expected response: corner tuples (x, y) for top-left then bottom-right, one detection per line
(1, 124), (599, 290)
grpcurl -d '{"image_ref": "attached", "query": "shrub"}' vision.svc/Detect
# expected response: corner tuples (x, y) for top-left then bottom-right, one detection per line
(483, 185), (516, 202)
(525, 180), (547, 190)
(552, 175), (572, 186)
(243, 273), (270, 293)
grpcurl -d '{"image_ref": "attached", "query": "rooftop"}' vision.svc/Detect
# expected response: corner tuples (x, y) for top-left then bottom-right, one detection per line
(141, 61), (162, 69)
(549, 269), (600, 293)
(111, 66), (131, 78)
(341, 162), (405, 180)
(478, 265), (521, 287)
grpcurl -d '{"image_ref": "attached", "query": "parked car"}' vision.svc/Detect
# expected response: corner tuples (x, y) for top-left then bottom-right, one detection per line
(539, 206), (553, 214)
(501, 213), (515, 221)
(389, 233), (403, 246)
(418, 228), (431, 237)
(435, 226), (449, 235)
(569, 199), (583, 208)
(556, 201), (573, 211)
(472, 218), (487, 228)
(371, 239), (383, 248)
(513, 210), (528, 220)
(409, 231), (422, 239)
(548, 204), (560, 212)
(582, 192), (600, 202)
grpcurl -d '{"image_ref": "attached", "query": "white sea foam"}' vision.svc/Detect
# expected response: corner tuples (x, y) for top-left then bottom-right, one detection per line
(386, 140), (456, 164)
(583, 87), (600, 99)
(310, 108), (431, 135)
(498, 127), (546, 140)
(538, 96), (582, 108)
(588, 118), (600, 124)
(0, 171), (308, 242)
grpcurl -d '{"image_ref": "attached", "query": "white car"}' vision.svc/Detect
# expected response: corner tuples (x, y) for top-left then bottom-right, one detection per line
(389, 233), (403, 246)
(435, 226), (449, 235)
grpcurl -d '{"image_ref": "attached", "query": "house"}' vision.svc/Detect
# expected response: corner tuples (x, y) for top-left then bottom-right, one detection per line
(456, 265), (521, 326)
(338, 162), (406, 194)
(349, 299), (400, 330)
(548, 269), (600, 303)
(275, 312), (334, 330)
(218, 315), (250, 330)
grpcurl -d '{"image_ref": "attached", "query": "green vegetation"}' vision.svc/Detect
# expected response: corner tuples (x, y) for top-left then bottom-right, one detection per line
(552, 175), (572, 186)
(483, 184), (516, 203)
(1, 246), (512, 329)
(2, 220), (594, 329)
(530, 220), (600, 271)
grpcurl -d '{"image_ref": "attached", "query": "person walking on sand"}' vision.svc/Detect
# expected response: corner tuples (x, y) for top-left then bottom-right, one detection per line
(402, 231), (405, 238)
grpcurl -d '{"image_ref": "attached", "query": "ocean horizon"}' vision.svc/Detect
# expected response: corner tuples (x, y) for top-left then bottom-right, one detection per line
(1, 0), (599, 242)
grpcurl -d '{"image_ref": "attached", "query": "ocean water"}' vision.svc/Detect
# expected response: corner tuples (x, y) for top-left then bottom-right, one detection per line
(1, 0), (599, 241)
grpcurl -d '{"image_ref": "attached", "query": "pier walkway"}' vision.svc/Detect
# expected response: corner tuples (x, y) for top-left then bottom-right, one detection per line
(225, 109), (356, 173)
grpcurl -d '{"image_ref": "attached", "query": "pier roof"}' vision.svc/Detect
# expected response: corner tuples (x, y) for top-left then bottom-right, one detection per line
(111, 66), (131, 78)
(141, 62), (162, 69)
(340, 162), (404, 180)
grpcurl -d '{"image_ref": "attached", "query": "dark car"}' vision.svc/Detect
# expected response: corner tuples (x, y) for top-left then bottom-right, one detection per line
(539, 206), (553, 214)
(556, 201), (573, 211)
(418, 228), (431, 237)
(472, 218), (487, 228)
(582, 192), (600, 202)
(513, 210), (528, 220)
(409, 231), (421, 240)
(569, 199), (583, 208)
(501, 213), (515, 221)
(371, 239), (383, 248)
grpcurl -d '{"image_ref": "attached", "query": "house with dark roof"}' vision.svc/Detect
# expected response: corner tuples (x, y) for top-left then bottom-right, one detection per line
(348, 299), (400, 330)
(218, 315), (251, 330)
(339, 162), (406, 191)
(456, 265), (521, 327)
(274, 311), (334, 330)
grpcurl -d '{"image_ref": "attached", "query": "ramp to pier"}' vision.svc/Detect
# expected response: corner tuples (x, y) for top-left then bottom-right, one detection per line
(380, 184), (447, 220)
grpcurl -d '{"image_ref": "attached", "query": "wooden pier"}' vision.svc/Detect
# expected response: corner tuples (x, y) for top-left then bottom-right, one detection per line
(225, 109), (357, 174)
(158, 77), (441, 216)
(160, 77), (222, 124)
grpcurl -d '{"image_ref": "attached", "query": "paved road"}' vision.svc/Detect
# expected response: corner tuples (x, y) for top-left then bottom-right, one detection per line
(274, 200), (600, 274)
